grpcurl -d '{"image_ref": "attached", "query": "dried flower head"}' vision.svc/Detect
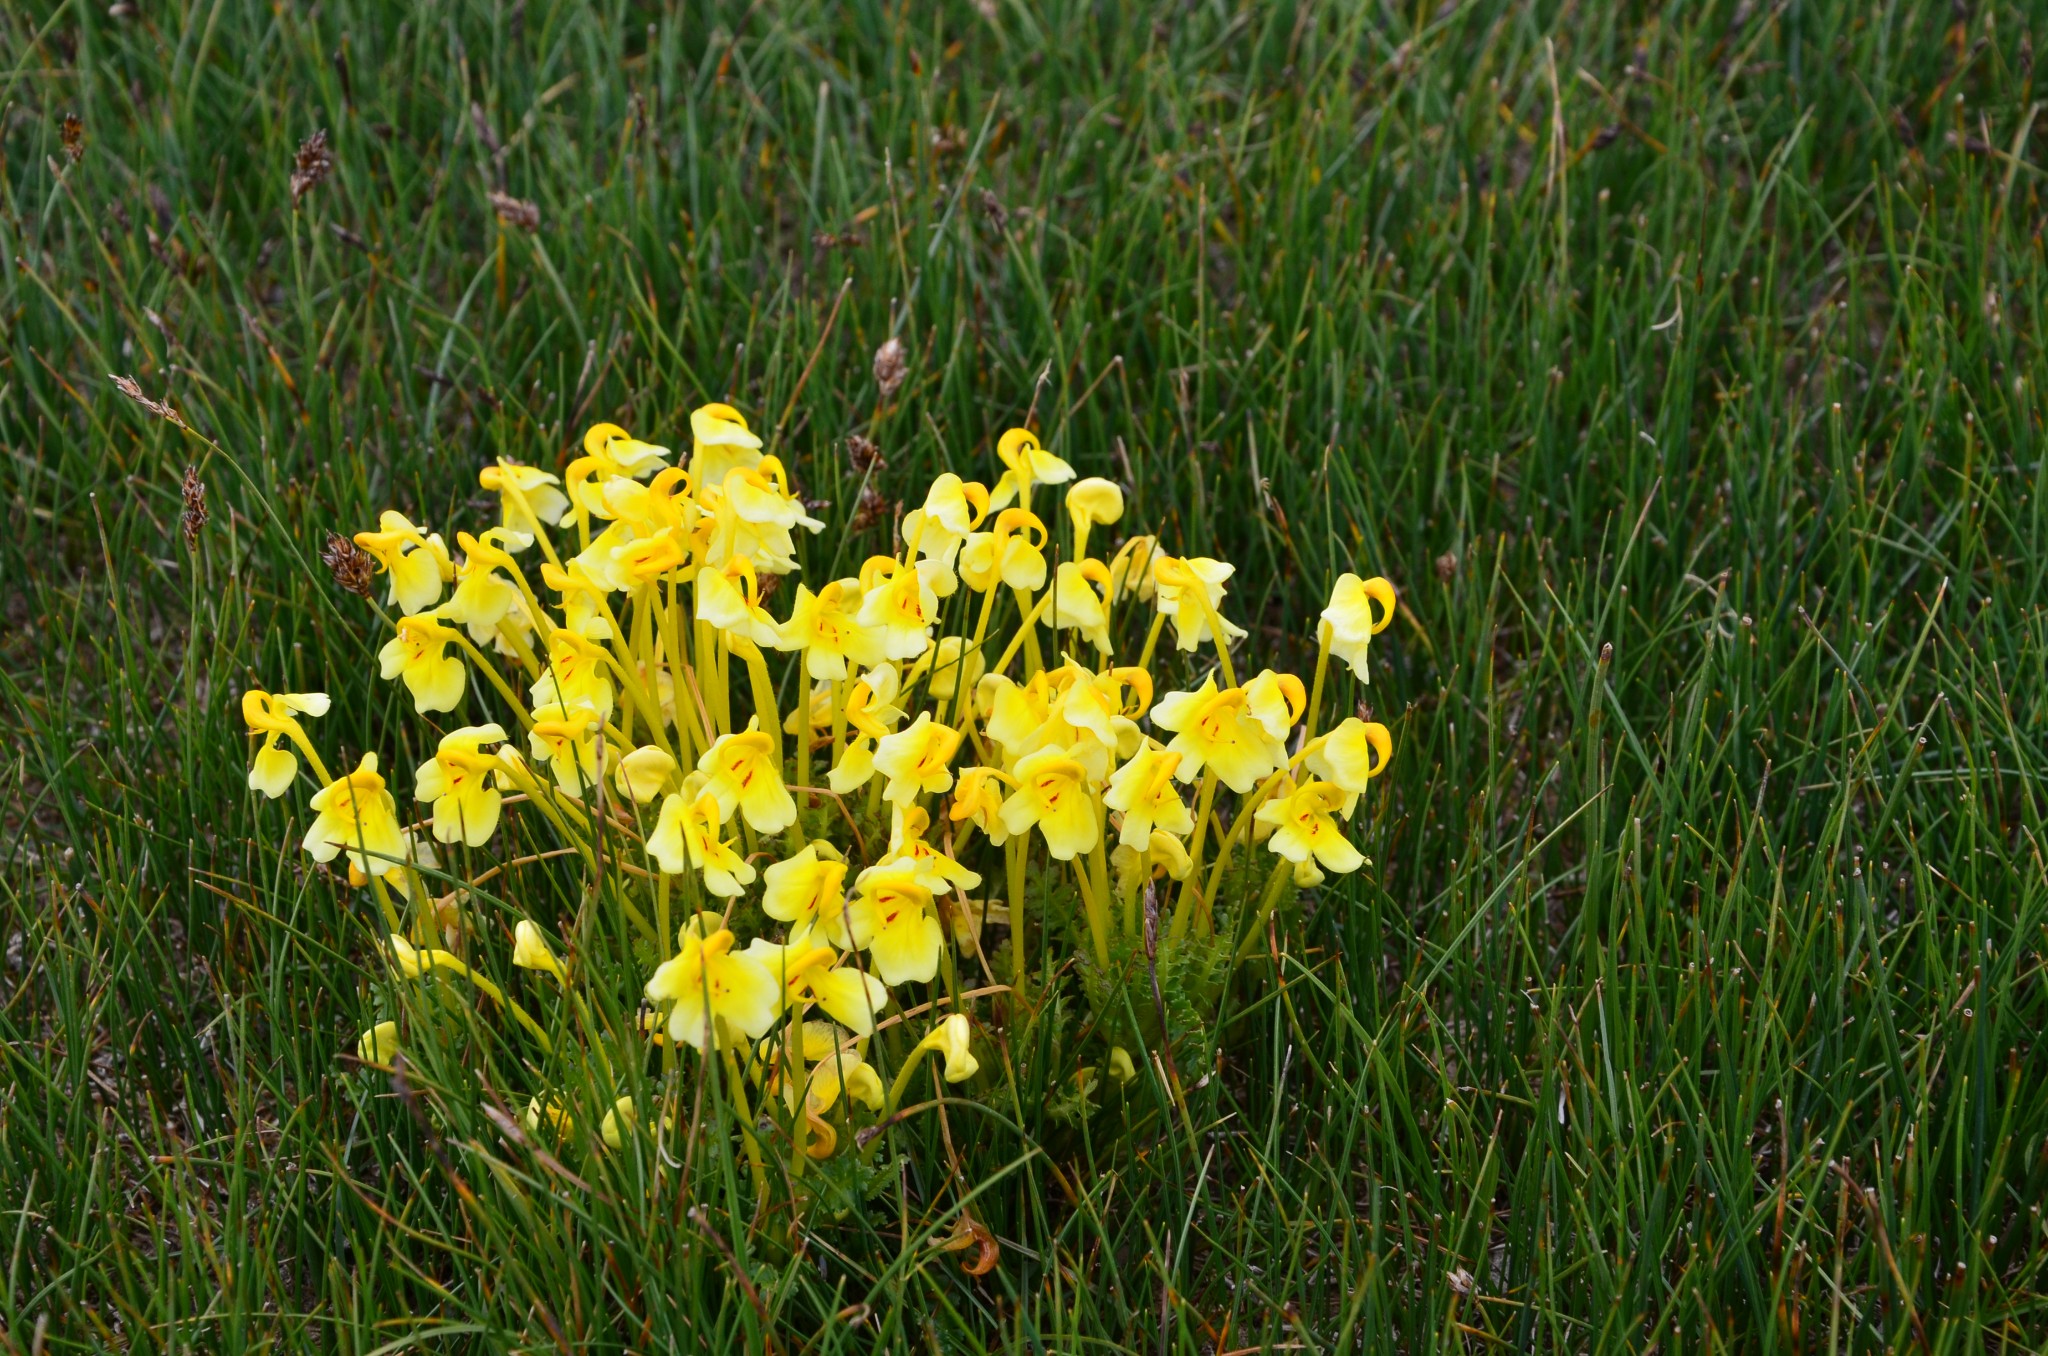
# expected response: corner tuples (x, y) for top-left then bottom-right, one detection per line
(488, 191), (541, 232)
(291, 130), (333, 206)
(322, 531), (377, 599)
(848, 482), (896, 534)
(872, 337), (908, 401)
(60, 113), (84, 164)
(180, 466), (208, 550)
(110, 373), (185, 428)
(845, 433), (886, 474)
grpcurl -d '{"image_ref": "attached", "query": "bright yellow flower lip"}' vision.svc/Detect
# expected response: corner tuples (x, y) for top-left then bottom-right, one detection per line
(242, 688), (329, 799)
(1305, 717), (1393, 803)
(527, 705), (603, 795)
(646, 924), (779, 1051)
(353, 511), (454, 614)
(1322, 574), (1398, 681)
(480, 461), (570, 538)
(872, 712), (963, 807)
(1253, 779), (1365, 874)
(1104, 743), (1193, 848)
(775, 579), (879, 680)
(847, 867), (942, 985)
(688, 402), (764, 485)
(379, 613), (468, 714)
(415, 723), (510, 846)
(856, 557), (939, 661)
(646, 791), (756, 897)
(697, 723), (796, 833)
(762, 844), (853, 948)
(696, 560), (781, 647)
(1149, 677), (1285, 794)
(1151, 555), (1248, 655)
(959, 508), (1049, 593)
(918, 1013), (980, 1082)
(512, 919), (568, 981)
(997, 747), (1099, 860)
(989, 427), (1075, 509)
(530, 628), (615, 721)
(304, 752), (407, 877)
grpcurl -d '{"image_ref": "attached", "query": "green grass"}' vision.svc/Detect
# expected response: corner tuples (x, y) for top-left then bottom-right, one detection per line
(4, 0), (2047, 1349)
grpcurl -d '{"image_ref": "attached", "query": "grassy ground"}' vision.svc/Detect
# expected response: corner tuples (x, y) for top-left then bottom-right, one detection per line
(4, 0), (2046, 1350)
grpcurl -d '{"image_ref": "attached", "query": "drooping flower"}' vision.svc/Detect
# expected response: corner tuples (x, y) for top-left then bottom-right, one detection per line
(646, 791), (756, 897)
(847, 866), (943, 985)
(304, 753), (407, 877)
(1047, 559), (1113, 653)
(705, 459), (824, 574)
(353, 511), (454, 614)
(997, 747), (1100, 860)
(613, 744), (679, 805)
(1151, 555), (1247, 654)
(775, 579), (881, 679)
(584, 421), (673, 479)
(855, 556), (939, 661)
(480, 461), (570, 539)
(378, 613), (468, 714)
(686, 402), (764, 485)
(1322, 574), (1398, 681)
(762, 843), (853, 948)
(414, 723), (510, 846)
(1305, 716), (1393, 807)
(919, 635), (987, 701)
(1149, 676), (1286, 794)
(527, 705), (604, 795)
(864, 805), (982, 895)
(744, 938), (891, 1035)
(988, 427), (1075, 509)
(1241, 669), (1308, 743)
(872, 712), (963, 807)
(1064, 476), (1124, 559)
(512, 920), (568, 981)
(1103, 742), (1193, 848)
(958, 508), (1048, 593)
(1111, 829), (1194, 899)
(241, 688), (329, 798)
(947, 766), (1011, 847)
(646, 921), (781, 1050)
(1253, 780), (1365, 874)
(356, 1021), (399, 1064)
(917, 1013), (980, 1082)
(696, 560), (782, 647)
(441, 529), (537, 654)
(900, 473), (991, 595)
(697, 721), (797, 833)
(542, 559), (618, 639)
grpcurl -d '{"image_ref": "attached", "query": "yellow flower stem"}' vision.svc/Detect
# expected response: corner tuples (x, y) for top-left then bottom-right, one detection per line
(1169, 770), (1220, 943)
(738, 642), (783, 763)
(880, 1042), (936, 1121)
(1303, 620), (1334, 742)
(495, 618), (545, 683)
(1088, 802), (1114, 936)
(1190, 587), (1237, 689)
(720, 1047), (772, 1200)
(500, 559), (557, 649)
(952, 584), (1003, 726)
(664, 582), (708, 762)
(792, 658), (812, 845)
(495, 761), (597, 871)
(1011, 585), (1044, 676)
(449, 634), (538, 734)
(280, 725), (333, 787)
(1006, 836), (1028, 985)
(1231, 857), (1297, 965)
(695, 619), (731, 737)
(590, 590), (674, 757)
(368, 873), (406, 936)
(991, 590), (1056, 676)
(828, 679), (847, 770)
(1070, 858), (1110, 970)
(1135, 609), (1169, 674)
(787, 1010), (809, 1177)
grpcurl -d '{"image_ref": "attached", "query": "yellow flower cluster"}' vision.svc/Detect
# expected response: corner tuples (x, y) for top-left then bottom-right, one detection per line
(245, 405), (1397, 1166)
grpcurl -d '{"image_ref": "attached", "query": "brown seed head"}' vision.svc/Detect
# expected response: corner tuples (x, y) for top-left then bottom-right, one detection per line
(60, 113), (84, 163)
(872, 336), (908, 401)
(488, 191), (541, 232)
(291, 130), (333, 206)
(322, 531), (377, 599)
(180, 466), (208, 550)
(110, 373), (186, 428)
(848, 483), (896, 534)
(845, 433), (886, 474)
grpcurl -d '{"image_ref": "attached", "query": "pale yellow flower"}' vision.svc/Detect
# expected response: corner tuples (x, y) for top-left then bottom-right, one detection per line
(646, 791), (756, 897)
(872, 712), (963, 807)
(1103, 742), (1193, 848)
(378, 614), (467, 714)
(1254, 780), (1365, 874)
(353, 511), (454, 614)
(989, 427), (1074, 509)
(687, 402), (764, 485)
(241, 689), (329, 798)
(997, 747), (1099, 860)
(697, 722), (797, 833)
(304, 753), (407, 877)
(1322, 574), (1398, 681)
(646, 923), (781, 1050)
(847, 866), (943, 985)
(414, 724), (510, 846)
(512, 920), (567, 981)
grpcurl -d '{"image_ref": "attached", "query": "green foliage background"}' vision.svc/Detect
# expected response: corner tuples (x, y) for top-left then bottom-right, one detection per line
(3, 0), (2046, 1349)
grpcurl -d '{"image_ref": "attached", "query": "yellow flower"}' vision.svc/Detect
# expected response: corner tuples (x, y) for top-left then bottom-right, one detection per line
(855, 556), (939, 661)
(598, 1097), (643, 1150)
(1241, 669), (1308, 742)
(1047, 559), (1113, 653)
(686, 402), (764, 485)
(1149, 676), (1286, 794)
(1253, 780), (1365, 874)
(1106, 533), (1159, 601)
(528, 628), (614, 720)
(613, 744), (679, 805)
(1305, 717), (1393, 806)
(356, 1020), (399, 1064)
(1046, 662), (1148, 778)
(414, 723), (510, 846)
(866, 805), (983, 894)
(388, 933), (469, 978)
(542, 560), (618, 640)
(1111, 829), (1194, 899)
(646, 791), (756, 897)
(1064, 476), (1124, 559)
(997, 747), (1099, 860)
(947, 766), (1012, 846)
(512, 919), (568, 981)
(479, 461), (570, 538)
(901, 473), (991, 595)
(958, 508), (1048, 592)
(1321, 574), (1398, 681)
(645, 923), (780, 1049)
(378, 614), (468, 714)
(1103, 743), (1193, 848)
(872, 712), (963, 807)
(1151, 555), (1247, 654)
(745, 939), (891, 1035)
(304, 753), (407, 877)
(917, 1013), (980, 1082)
(980, 669), (1064, 767)
(523, 1097), (574, 1141)
(705, 459), (823, 574)
(441, 529), (536, 654)
(241, 688), (329, 798)
(697, 721), (797, 833)
(527, 705), (604, 795)
(915, 635), (986, 701)
(695, 560), (782, 647)
(584, 420), (673, 478)
(847, 866), (943, 985)
(1108, 1046), (1138, 1084)
(353, 511), (454, 614)
(761, 843), (853, 948)
(989, 427), (1075, 509)
(775, 578), (880, 680)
